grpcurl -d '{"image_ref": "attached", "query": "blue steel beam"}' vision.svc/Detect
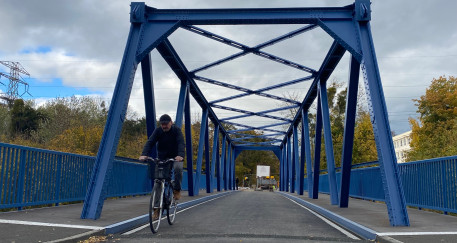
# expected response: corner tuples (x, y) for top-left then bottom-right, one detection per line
(292, 126), (299, 193)
(144, 6), (355, 25)
(232, 134), (284, 141)
(237, 141), (278, 146)
(319, 81), (339, 205)
(174, 82), (188, 128)
(358, 16), (409, 226)
(287, 135), (292, 193)
(210, 76), (313, 105)
(221, 135), (227, 191)
(231, 133), (284, 141)
(195, 76), (300, 105)
(141, 53), (157, 158)
(223, 122), (286, 134)
(312, 95), (323, 199)
(204, 115), (211, 193)
(301, 110), (313, 198)
(212, 104), (291, 122)
(184, 89), (195, 196)
(280, 148), (285, 191)
(234, 137), (282, 143)
(293, 126), (303, 194)
(185, 25), (317, 74)
(210, 124), (220, 192)
(216, 137), (221, 191)
(227, 145), (232, 190)
(234, 145), (281, 153)
(221, 105), (299, 122)
(230, 145), (233, 190)
(340, 56), (360, 207)
(194, 109), (208, 196)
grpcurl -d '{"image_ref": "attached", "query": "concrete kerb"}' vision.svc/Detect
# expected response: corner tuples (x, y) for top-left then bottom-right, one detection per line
(278, 191), (378, 241)
(45, 229), (105, 243)
(104, 191), (235, 234)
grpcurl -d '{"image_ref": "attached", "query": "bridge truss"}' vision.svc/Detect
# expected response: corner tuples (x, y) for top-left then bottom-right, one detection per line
(81, 0), (410, 226)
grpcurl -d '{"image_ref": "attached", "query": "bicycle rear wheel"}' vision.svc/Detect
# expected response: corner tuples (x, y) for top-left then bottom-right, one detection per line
(149, 183), (163, 233)
(167, 188), (177, 225)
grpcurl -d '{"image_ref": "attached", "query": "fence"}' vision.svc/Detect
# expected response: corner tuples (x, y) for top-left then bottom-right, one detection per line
(313, 156), (457, 214)
(0, 142), (153, 210)
(0, 142), (221, 210)
(2, 142), (456, 214)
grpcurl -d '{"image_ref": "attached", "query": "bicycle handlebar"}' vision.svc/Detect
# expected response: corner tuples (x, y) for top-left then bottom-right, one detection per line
(144, 157), (176, 163)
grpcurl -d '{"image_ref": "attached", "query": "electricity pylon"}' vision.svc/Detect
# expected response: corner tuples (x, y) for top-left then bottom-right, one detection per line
(0, 61), (31, 104)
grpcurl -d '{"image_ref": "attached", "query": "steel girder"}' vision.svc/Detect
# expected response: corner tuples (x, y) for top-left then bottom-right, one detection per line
(82, 0), (409, 226)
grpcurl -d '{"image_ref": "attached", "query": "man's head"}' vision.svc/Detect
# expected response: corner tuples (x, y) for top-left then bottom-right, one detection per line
(159, 114), (172, 132)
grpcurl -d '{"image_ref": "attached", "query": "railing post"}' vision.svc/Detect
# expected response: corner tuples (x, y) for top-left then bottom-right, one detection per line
(194, 109), (208, 196)
(312, 94), (323, 199)
(441, 160), (448, 215)
(293, 125), (299, 194)
(184, 89), (194, 196)
(319, 81), (339, 205)
(204, 120), (211, 193)
(210, 125), (219, 193)
(16, 149), (27, 210)
(287, 135), (292, 192)
(54, 154), (62, 206)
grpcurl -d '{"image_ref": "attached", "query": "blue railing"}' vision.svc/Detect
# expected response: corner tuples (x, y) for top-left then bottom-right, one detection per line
(311, 156), (457, 214)
(0, 142), (151, 210)
(3, 141), (455, 214)
(0, 142), (219, 210)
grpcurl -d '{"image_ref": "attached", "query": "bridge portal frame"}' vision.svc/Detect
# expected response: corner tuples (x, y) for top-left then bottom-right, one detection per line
(81, 0), (409, 226)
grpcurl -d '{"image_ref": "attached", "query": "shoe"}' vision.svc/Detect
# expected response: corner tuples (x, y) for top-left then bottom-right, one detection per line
(173, 190), (181, 200)
(153, 208), (159, 220)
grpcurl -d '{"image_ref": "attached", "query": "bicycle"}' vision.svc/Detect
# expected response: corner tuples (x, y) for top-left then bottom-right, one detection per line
(146, 157), (178, 233)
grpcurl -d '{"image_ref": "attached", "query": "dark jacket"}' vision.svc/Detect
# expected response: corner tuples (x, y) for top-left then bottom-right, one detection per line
(141, 125), (185, 160)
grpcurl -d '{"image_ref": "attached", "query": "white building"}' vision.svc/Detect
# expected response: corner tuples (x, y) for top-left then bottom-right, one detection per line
(392, 130), (412, 163)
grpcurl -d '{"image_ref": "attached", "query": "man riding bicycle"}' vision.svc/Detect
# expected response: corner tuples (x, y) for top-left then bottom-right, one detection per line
(139, 114), (185, 218)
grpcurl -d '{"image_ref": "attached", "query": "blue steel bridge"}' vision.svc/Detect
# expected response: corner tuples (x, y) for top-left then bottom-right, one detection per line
(1, 1), (457, 242)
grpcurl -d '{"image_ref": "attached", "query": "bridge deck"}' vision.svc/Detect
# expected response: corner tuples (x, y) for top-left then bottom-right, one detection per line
(0, 190), (456, 242)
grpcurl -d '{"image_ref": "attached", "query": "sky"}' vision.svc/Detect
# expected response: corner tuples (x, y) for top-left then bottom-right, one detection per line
(1, 0), (456, 136)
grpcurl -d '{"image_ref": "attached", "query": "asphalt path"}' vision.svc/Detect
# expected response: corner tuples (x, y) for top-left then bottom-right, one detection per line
(104, 191), (368, 242)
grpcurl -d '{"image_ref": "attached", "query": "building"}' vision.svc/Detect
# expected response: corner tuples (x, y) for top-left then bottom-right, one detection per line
(393, 130), (412, 163)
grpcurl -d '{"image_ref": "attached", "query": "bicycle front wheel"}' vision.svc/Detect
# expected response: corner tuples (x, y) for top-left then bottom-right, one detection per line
(149, 183), (163, 233)
(167, 189), (177, 225)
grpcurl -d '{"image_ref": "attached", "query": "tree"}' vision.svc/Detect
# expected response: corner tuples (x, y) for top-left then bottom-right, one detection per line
(9, 99), (47, 137)
(408, 76), (457, 161)
(0, 104), (11, 140)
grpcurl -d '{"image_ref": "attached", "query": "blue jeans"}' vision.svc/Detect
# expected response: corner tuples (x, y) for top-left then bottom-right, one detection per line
(172, 161), (183, 191)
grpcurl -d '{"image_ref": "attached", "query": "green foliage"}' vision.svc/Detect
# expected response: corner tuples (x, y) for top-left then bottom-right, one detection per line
(0, 104), (11, 139)
(9, 99), (47, 137)
(408, 76), (457, 161)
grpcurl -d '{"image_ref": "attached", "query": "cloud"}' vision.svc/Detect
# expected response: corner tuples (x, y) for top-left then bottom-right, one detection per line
(1, 0), (456, 135)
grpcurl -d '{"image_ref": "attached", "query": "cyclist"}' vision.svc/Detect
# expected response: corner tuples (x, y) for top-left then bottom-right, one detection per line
(139, 114), (185, 219)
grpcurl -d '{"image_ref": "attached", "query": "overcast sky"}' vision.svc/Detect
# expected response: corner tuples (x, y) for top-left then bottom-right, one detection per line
(1, 0), (456, 136)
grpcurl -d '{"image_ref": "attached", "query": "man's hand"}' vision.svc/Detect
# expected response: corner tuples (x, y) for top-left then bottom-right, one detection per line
(139, 155), (148, 161)
(175, 156), (184, 162)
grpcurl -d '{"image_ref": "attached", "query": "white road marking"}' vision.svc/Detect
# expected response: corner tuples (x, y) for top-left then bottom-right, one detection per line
(122, 196), (225, 235)
(285, 198), (361, 240)
(378, 232), (457, 236)
(0, 219), (104, 230)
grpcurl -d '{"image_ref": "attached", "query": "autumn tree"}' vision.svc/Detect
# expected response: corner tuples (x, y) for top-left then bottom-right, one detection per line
(408, 76), (457, 161)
